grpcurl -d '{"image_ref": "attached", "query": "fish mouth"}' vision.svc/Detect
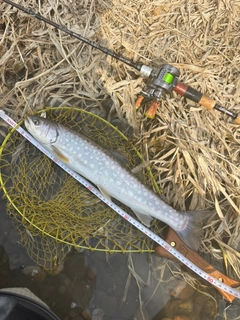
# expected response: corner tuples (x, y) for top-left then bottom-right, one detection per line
(24, 116), (36, 134)
(24, 117), (31, 129)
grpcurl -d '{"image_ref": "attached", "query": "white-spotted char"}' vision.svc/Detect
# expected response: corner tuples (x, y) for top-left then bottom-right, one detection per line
(25, 115), (209, 251)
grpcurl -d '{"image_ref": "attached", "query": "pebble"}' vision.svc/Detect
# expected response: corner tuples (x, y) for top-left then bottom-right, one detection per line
(133, 307), (150, 320)
(179, 300), (194, 313)
(21, 265), (47, 284)
(92, 308), (104, 320)
(64, 251), (87, 280)
(82, 310), (91, 320)
(87, 266), (97, 279)
(169, 280), (195, 299)
(51, 260), (65, 275)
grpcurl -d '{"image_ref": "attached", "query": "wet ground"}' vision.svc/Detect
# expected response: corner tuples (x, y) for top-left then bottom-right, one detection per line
(0, 191), (240, 320)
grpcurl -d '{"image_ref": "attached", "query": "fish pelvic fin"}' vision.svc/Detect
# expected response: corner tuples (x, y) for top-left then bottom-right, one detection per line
(51, 146), (69, 163)
(97, 185), (111, 201)
(132, 210), (153, 227)
(176, 210), (214, 251)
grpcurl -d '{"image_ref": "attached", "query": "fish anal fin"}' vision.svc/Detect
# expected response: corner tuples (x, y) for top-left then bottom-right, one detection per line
(52, 146), (69, 163)
(132, 210), (153, 227)
(97, 185), (111, 201)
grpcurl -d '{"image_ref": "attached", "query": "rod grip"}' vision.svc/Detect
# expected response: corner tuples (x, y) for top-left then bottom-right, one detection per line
(174, 82), (215, 109)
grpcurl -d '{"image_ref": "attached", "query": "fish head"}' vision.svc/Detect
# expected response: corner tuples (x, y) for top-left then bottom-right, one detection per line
(24, 115), (59, 145)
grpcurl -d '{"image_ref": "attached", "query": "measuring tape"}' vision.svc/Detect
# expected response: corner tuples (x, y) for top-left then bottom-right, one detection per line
(0, 110), (239, 300)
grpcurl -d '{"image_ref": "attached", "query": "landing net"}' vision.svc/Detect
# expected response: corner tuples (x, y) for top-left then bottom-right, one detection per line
(0, 107), (163, 270)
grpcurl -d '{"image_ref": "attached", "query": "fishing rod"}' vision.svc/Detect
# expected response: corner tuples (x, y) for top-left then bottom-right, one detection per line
(3, 0), (240, 123)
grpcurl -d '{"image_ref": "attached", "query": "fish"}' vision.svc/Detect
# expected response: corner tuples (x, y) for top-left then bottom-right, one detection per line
(24, 115), (208, 251)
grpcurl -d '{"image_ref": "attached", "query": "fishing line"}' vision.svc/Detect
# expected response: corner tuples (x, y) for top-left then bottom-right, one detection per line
(0, 110), (239, 301)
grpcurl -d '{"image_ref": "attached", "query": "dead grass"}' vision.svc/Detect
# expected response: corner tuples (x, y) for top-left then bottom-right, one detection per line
(0, 0), (240, 279)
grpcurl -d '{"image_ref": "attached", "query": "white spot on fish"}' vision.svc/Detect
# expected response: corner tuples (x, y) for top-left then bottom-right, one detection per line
(128, 190), (133, 197)
(104, 170), (109, 177)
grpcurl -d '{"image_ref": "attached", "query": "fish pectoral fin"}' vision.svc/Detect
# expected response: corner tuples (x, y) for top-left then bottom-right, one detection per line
(97, 185), (111, 201)
(51, 146), (69, 163)
(132, 211), (153, 227)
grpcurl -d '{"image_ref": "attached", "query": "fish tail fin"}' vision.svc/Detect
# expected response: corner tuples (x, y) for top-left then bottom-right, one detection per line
(176, 210), (213, 251)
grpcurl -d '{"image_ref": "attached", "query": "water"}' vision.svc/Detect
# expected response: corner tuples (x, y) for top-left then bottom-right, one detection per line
(0, 191), (239, 320)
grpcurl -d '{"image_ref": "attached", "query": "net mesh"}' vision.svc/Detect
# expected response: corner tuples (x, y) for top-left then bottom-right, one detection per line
(0, 107), (163, 270)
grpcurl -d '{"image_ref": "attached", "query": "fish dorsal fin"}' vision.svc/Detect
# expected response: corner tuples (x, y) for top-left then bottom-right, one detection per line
(131, 161), (150, 174)
(51, 145), (69, 163)
(97, 185), (112, 201)
(108, 150), (128, 168)
(131, 210), (153, 227)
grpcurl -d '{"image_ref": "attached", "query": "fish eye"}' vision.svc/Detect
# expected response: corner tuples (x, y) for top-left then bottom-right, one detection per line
(33, 119), (39, 125)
